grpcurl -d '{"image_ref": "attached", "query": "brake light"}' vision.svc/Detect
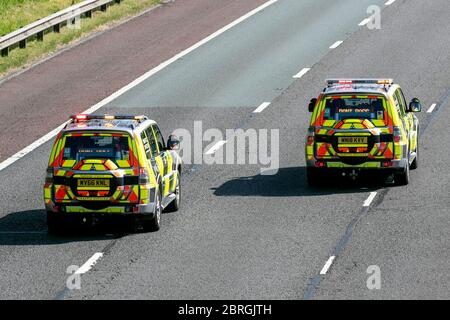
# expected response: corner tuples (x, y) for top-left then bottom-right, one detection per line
(382, 161), (393, 167)
(393, 126), (402, 143)
(139, 167), (149, 184)
(338, 80), (352, 84)
(315, 161), (325, 168)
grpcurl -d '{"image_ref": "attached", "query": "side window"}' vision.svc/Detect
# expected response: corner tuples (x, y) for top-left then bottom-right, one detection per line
(141, 131), (152, 159)
(145, 126), (158, 156)
(152, 125), (165, 153)
(394, 89), (406, 116)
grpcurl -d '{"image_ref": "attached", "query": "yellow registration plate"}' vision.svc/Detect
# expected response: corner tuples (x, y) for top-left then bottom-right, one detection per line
(338, 137), (368, 144)
(77, 179), (110, 188)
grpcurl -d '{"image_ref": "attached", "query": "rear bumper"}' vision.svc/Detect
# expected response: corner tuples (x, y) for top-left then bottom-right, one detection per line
(45, 202), (156, 217)
(306, 159), (407, 172)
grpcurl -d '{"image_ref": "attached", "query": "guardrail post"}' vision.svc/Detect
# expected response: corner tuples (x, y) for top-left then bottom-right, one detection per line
(53, 24), (60, 33)
(1, 48), (8, 57)
(100, 4), (107, 12)
(37, 31), (44, 42)
(19, 39), (27, 49)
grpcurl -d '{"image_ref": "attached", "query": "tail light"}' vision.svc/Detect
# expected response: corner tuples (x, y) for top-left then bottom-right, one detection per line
(393, 126), (402, 143)
(306, 128), (315, 144)
(139, 167), (149, 184)
(45, 168), (54, 183)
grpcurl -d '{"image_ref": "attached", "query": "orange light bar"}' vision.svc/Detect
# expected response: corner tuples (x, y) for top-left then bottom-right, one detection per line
(75, 114), (87, 120)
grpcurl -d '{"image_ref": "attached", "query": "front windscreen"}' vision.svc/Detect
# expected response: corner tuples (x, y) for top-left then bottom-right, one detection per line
(62, 134), (130, 162)
(322, 96), (386, 122)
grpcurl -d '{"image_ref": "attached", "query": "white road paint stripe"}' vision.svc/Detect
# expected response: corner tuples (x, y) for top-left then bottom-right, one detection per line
(427, 103), (437, 113)
(363, 192), (377, 207)
(205, 140), (227, 155)
(385, 0), (396, 5)
(329, 41), (343, 49)
(253, 102), (271, 113)
(75, 252), (103, 275)
(320, 256), (336, 275)
(0, 0), (279, 173)
(358, 18), (371, 26)
(293, 67), (311, 79)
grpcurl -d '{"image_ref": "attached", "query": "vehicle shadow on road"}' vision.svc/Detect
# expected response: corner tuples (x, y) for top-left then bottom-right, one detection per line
(0, 209), (128, 245)
(212, 166), (383, 197)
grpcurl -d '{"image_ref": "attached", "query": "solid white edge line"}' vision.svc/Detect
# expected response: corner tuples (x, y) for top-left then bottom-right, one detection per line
(358, 18), (371, 26)
(75, 252), (103, 275)
(0, 0), (279, 173)
(293, 67), (311, 79)
(253, 102), (271, 113)
(363, 192), (377, 207)
(427, 103), (437, 113)
(329, 41), (343, 49)
(385, 0), (396, 5)
(320, 256), (336, 275)
(205, 140), (227, 155)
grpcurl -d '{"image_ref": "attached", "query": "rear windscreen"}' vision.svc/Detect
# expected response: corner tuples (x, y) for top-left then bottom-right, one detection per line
(62, 135), (130, 162)
(322, 96), (386, 122)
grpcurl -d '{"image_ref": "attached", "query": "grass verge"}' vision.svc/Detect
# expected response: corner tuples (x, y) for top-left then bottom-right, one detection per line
(0, 0), (160, 77)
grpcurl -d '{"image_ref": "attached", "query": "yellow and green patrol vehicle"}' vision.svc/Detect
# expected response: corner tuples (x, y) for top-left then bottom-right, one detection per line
(44, 114), (182, 233)
(305, 79), (422, 186)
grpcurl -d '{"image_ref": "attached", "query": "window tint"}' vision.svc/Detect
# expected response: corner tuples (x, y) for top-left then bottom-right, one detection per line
(152, 125), (165, 153)
(322, 96), (386, 123)
(63, 135), (130, 162)
(395, 89), (406, 116)
(141, 131), (152, 159)
(145, 127), (158, 155)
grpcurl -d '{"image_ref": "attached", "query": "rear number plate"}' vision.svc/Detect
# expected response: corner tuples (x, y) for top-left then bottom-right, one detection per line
(338, 137), (368, 144)
(77, 179), (110, 188)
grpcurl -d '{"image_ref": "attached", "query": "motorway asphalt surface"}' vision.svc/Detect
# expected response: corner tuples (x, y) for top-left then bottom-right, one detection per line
(0, 0), (449, 299)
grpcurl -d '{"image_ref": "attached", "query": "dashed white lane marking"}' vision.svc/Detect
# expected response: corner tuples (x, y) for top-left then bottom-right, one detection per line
(293, 67), (311, 79)
(385, 0), (396, 5)
(75, 253), (103, 275)
(205, 140), (227, 155)
(253, 102), (271, 113)
(427, 103), (437, 113)
(320, 256), (336, 275)
(358, 17), (371, 26)
(0, 0), (279, 173)
(329, 40), (343, 49)
(363, 192), (377, 207)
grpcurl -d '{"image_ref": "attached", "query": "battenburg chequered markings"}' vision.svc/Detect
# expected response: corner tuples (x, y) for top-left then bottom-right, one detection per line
(305, 79), (421, 186)
(44, 114), (183, 233)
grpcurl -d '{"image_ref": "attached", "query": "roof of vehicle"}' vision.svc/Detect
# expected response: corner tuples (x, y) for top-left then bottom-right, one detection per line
(322, 79), (395, 96)
(63, 115), (156, 134)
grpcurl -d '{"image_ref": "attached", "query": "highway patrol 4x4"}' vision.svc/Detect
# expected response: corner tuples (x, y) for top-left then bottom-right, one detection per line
(305, 79), (422, 186)
(44, 114), (182, 233)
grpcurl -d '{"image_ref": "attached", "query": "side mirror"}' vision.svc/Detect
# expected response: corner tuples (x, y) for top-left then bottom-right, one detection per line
(409, 98), (422, 112)
(167, 134), (180, 151)
(308, 98), (317, 112)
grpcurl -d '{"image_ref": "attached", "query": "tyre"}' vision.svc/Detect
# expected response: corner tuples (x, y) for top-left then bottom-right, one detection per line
(165, 172), (180, 213)
(395, 156), (410, 186)
(306, 167), (321, 187)
(143, 187), (162, 232)
(410, 144), (418, 170)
